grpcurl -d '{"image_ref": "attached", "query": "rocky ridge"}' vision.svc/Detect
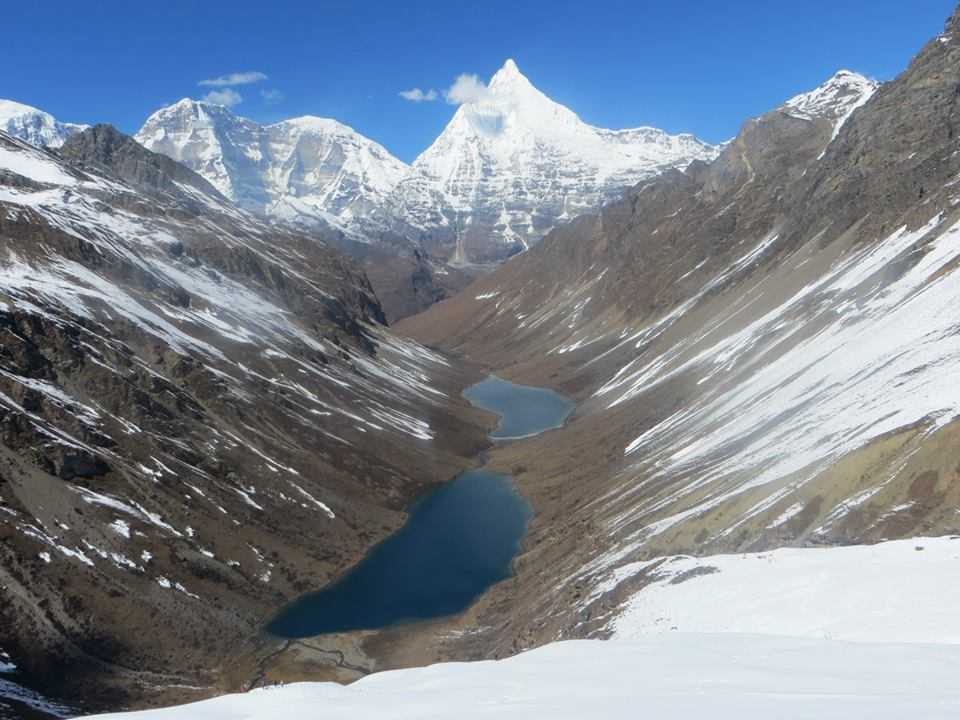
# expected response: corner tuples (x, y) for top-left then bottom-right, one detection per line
(0, 125), (488, 712)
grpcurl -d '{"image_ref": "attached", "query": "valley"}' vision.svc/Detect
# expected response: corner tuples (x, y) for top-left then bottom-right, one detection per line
(3, 2), (960, 718)
(266, 376), (571, 638)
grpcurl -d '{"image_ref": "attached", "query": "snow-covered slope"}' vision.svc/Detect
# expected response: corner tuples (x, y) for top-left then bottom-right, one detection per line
(390, 60), (721, 263)
(612, 536), (960, 642)
(784, 70), (879, 127)
(135, 100), (409, 234)
(0, 99), (88, 148)
(88, 634), (960, 719)
(62, 535), (960, 719)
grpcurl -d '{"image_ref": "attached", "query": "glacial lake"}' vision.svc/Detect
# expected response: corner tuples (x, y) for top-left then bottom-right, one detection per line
(267, 376), (574, 638)
(463, 376), (575, 440)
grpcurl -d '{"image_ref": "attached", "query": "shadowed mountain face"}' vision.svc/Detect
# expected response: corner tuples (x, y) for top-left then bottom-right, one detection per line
(0, 125), (489, 711)
(398, 11), (960, 657)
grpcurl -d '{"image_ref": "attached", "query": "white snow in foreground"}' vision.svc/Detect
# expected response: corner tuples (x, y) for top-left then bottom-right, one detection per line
(612, 536), (960, 644)
(88, 537), (960, 718)
(82, 538), (960, 719)
(87, 633), (960, 720)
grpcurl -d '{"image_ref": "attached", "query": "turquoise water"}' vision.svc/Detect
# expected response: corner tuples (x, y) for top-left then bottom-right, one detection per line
(463, 376), (575, 440)
(266, 376), (573, 638)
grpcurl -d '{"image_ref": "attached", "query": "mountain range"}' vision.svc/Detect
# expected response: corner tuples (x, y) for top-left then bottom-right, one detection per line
(134, 100), (409, 234)
(133, 60), (719, 265)
(0, 62), (720, 323)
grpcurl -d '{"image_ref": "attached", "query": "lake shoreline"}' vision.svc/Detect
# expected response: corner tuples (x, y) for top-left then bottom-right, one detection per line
(264, 375), (576, 639)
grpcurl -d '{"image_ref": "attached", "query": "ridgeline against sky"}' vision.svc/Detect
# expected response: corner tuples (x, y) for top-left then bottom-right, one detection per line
(4, 0), (955, 162)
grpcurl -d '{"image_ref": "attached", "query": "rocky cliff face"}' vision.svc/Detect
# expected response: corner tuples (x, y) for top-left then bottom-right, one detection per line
(389, 59), (721, 264)
(0, 126), (487, 712)
(398, 11), (960, 661)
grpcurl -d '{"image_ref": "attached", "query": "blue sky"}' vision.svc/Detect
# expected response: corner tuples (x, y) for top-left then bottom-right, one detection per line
(2, 1), (955, 163)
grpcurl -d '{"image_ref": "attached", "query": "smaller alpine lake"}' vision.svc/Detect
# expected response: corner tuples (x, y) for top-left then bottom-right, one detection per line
(266, 376), (574, 638)
(463, 376), (575, 441)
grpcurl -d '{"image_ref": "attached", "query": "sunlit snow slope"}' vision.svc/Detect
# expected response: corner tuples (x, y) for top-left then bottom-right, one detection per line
(57, 537), (960, 719)
(135, 100), (409, 236)
(0, 99), (88, 149)
(89, 638), (960, 719)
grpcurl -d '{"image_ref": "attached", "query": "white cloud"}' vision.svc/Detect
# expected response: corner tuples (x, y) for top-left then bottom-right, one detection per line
(445, 74), (490, 105)
(260, 88), (285, 105)
(202, 88), (243, 107)
(399, 87), (438, 102)
(198, 71), (268, 87)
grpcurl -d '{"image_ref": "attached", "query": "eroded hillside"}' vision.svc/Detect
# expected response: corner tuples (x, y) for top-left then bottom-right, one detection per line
(0, 126), (489, 712)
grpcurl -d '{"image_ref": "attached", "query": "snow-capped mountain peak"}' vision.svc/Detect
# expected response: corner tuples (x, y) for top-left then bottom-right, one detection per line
(391, 59), (721, 263)
(484, 58), (544, 100)
(784, 70), (879, 125)
(135, 62), (718, 263)
(490, 57), (523, 83)
(136, 100), (409, 234)
(0, 98), (89, 148)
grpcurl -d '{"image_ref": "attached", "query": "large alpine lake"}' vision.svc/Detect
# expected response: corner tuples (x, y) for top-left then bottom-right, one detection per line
(267, 375), (574, 638)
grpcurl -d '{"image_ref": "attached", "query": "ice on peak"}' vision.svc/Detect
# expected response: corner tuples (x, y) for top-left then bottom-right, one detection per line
(784, 70), (879, 122)
(0, 98), (88, 149)
(833, 69), (865, 80)
(488, 60), (542, 100)
(153, 99), (232, 122)
(0, 99), (47, 123)
(137, 99), (409, 230)
(489, 58), (526, 85)
(271, 115), (353, 136)
(276, 115), (338, 127)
